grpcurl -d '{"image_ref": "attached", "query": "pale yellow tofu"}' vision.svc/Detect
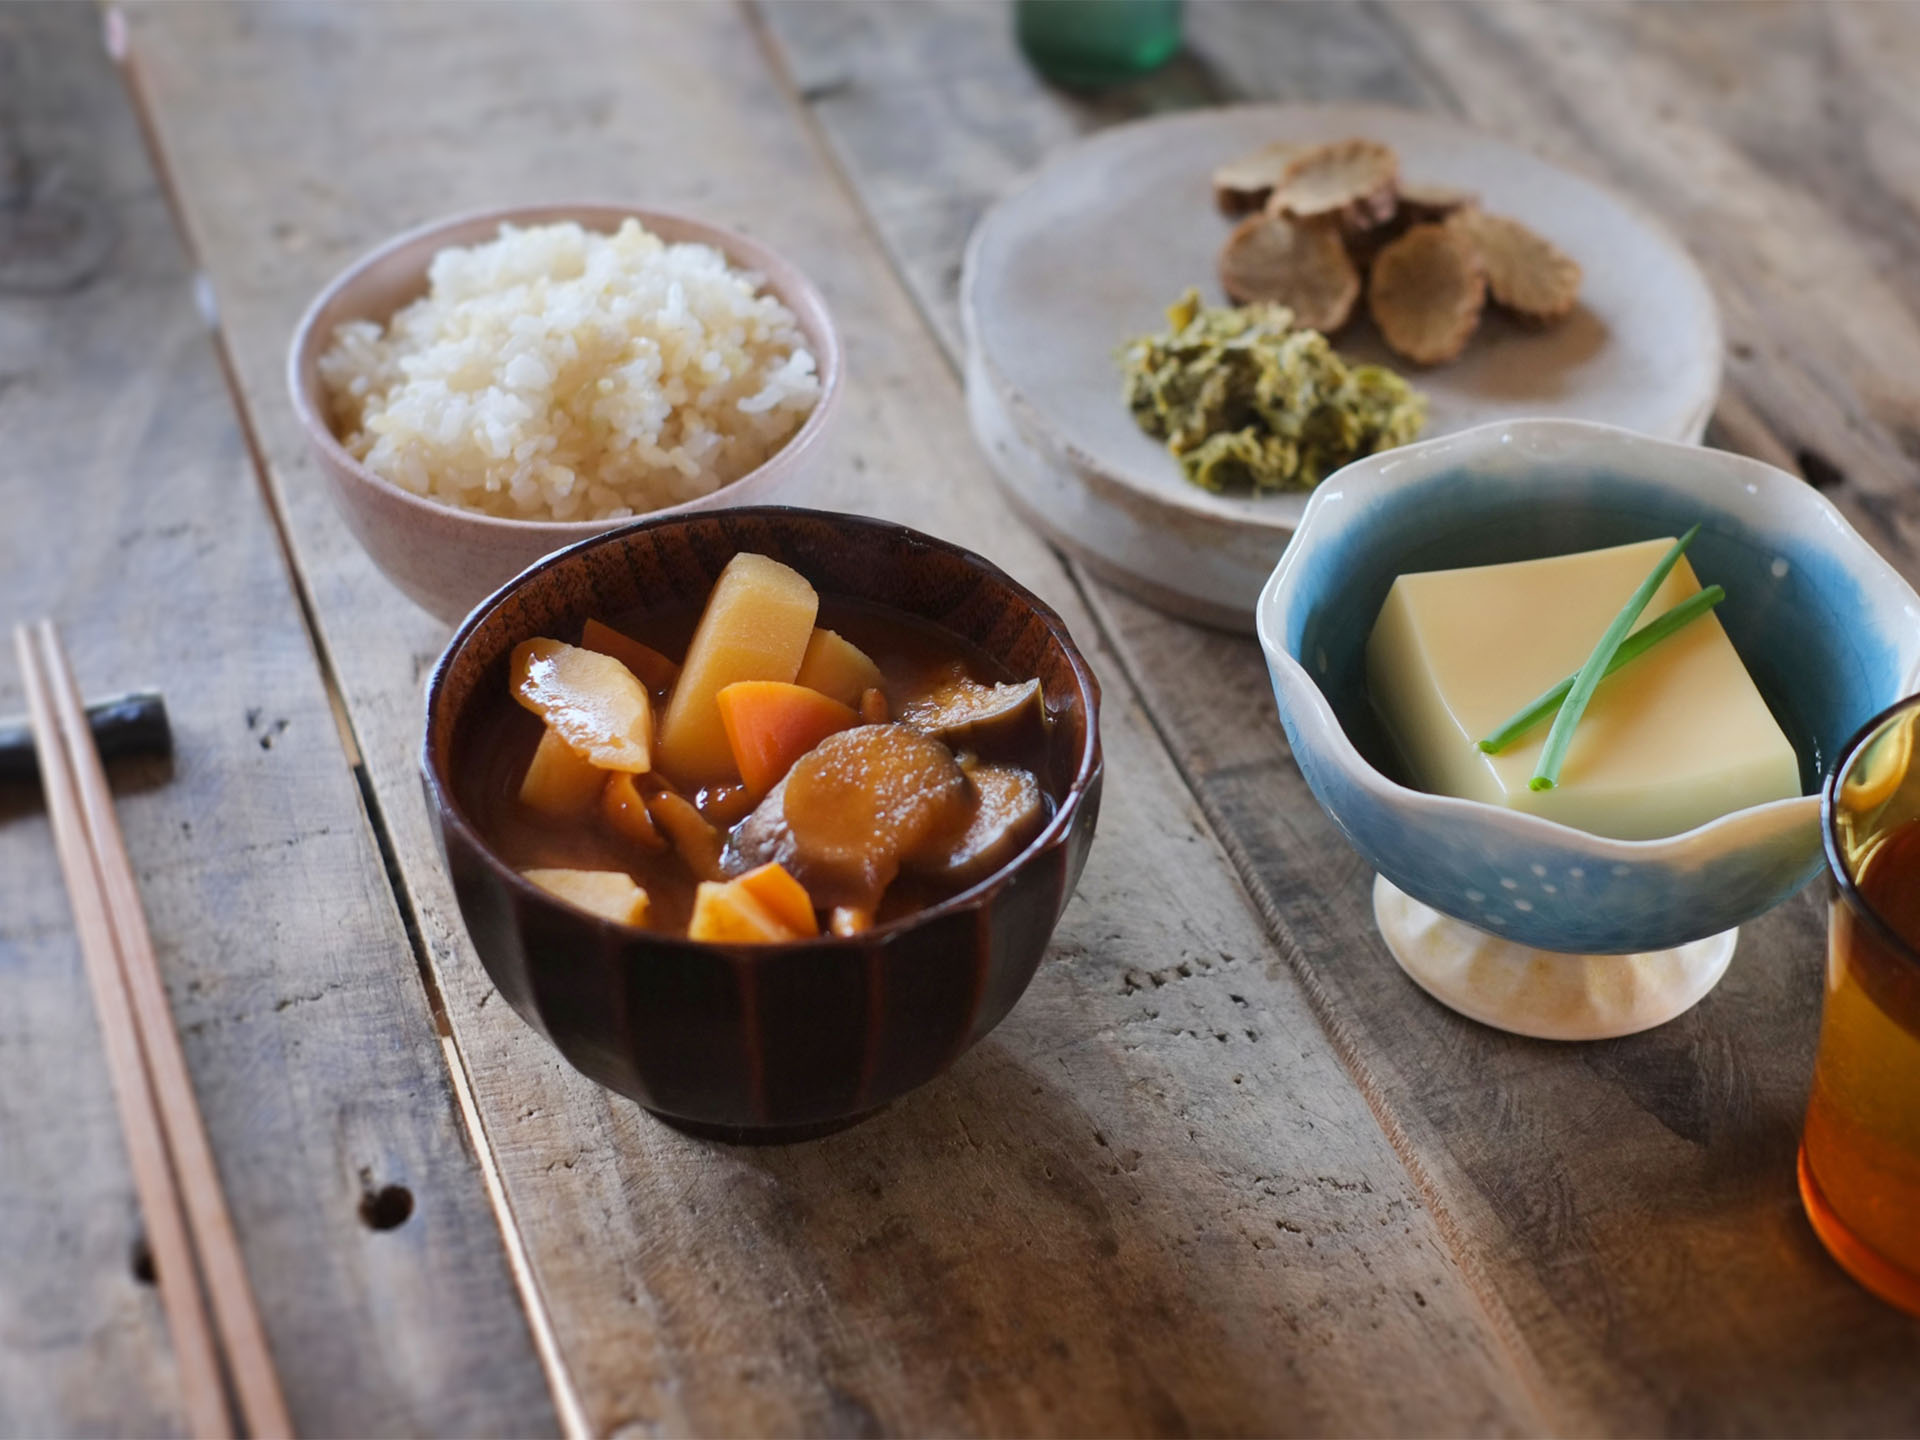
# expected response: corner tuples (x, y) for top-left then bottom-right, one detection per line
(1365, 537), (1800, 839)
(521, 868), (650, 926)
(656, 554), (819, 785)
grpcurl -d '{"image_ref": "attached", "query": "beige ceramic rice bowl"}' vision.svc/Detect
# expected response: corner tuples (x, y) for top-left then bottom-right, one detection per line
(289, 204), (842, 623)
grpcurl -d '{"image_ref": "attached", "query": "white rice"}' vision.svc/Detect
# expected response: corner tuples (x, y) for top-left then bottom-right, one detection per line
(318, 218), (821, 521)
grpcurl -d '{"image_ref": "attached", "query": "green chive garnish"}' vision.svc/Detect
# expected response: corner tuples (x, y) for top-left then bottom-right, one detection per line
(1527, 525), (1703, 792)
(1478, 584), (1725, 756)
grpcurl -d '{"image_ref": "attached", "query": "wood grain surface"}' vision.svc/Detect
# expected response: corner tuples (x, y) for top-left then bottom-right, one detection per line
(13, 0), (1913, 1433)
(759, 1), (1920, 1433)
(115, 1), (1557, 1434)
(0, 6), (553, 1435)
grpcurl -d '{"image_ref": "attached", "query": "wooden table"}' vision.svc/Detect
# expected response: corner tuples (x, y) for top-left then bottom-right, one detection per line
(4, 2), (1917, 1434)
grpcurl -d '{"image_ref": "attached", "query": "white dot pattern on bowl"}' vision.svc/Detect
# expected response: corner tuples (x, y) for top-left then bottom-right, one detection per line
(1772, 557), (1791, 579)
(1500, 877), (1519, 890)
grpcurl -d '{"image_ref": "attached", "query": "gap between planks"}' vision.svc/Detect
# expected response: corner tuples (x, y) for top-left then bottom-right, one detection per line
(740, 0), (1566, 1423)
(102, 11), (589, 1434)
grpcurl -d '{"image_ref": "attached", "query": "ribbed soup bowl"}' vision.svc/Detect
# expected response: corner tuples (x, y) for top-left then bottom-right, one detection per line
(422, 507), (1103, 1139)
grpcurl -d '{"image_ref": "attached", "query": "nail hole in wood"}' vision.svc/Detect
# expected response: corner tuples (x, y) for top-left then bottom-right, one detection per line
(1796, 447), (1846, 490)
(130, 1235), (156, 1284)
(359, 1183), (413, 1231)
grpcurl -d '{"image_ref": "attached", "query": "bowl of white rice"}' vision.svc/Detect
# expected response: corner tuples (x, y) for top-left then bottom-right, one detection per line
(289, 203), (841, 622)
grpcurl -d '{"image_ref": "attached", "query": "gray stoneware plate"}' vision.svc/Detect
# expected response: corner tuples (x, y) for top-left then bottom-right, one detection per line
(961, 103), (1723, 631)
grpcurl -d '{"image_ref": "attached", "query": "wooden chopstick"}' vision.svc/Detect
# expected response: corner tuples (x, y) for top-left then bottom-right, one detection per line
(19, 621), (294, 1439)
(14, 623), (233, 1438)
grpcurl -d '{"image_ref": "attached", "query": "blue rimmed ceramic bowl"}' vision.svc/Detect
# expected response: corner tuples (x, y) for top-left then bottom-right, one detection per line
(1256, 420), (1920, 955)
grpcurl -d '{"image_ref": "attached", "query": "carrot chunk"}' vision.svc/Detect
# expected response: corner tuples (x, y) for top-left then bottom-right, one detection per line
(715, 681), (858, 797)
(734, 862), (819, 937)
(581, 618), (680, 694)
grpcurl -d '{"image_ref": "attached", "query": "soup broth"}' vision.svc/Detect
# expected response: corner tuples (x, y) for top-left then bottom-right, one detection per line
(459, 596), (1059, 936)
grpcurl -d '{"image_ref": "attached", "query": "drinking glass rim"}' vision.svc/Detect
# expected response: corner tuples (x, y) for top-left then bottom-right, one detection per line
(1823, 692), (1920, 971)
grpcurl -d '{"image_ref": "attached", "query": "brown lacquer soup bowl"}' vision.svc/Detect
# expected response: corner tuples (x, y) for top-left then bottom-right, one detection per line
(422, 507), (1103, 1139)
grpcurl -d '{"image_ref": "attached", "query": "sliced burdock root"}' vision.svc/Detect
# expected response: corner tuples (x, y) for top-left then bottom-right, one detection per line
(1211, 140), (1307, 216)
(899, 671), (1047, 761)
(1367, 222), (1487, 366)
(906, 764), (1046, 889)
(1218, 213), (1360, 333)
(1445, 208), (1582, 322)
(1266, 138), (1399, 231)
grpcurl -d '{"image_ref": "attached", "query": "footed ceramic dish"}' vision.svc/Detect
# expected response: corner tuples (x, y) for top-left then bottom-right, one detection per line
(1257, 419), (1920, 1039)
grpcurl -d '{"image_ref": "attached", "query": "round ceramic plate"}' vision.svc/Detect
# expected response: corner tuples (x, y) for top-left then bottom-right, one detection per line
(961, 103), (1723, 630)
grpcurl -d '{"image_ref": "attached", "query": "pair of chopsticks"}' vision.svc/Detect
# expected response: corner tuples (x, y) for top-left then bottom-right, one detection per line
(14, 621), (293, 1440)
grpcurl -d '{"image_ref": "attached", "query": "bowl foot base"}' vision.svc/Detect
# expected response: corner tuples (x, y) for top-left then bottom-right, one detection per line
(644, 1104), (890, 1147)
(1372, 875), (1736, 1040)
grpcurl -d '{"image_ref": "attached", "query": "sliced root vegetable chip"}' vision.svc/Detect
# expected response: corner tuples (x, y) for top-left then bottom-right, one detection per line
(1267, 138), (1399, 228)
(1367, 222), (1487, 366)
(1218, 213), (1360, 332)
(1445, 208), (1582, 322)
(1397, 181), (1478, 225)
(1211, 140), (1308, 215)
(511, 638), (654, 773)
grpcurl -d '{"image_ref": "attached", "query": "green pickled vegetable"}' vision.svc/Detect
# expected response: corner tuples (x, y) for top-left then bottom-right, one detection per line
(1119, 288), (1426, 493)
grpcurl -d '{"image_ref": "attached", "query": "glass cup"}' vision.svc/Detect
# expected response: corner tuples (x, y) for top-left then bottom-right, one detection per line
(1800, 694), (1920, 1314)
(1014, 0), (1184, 90)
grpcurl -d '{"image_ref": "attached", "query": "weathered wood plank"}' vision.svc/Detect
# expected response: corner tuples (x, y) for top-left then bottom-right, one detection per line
(121, 1), (1546, 1433)
(758, 1), (1920, 1432)
(0, 5), (554, 1434)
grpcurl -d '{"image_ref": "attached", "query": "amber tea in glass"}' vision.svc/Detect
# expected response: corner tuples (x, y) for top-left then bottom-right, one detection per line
(1800, 696), (1920, 1314)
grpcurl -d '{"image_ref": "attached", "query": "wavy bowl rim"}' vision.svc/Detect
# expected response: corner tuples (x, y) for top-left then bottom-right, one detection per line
(421, 504), (1105, 955)
(285, 200), (846, 538)
(1254, 416), (1920, 864)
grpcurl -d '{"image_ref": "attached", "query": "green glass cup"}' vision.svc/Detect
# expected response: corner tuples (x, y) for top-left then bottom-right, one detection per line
(1015, 0), (1184, 90)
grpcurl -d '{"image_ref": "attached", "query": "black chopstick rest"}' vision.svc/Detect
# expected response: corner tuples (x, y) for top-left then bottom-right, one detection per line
(0, 690), (171, 781)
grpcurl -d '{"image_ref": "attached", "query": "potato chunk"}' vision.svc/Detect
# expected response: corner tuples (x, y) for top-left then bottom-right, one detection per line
(794, 627), (885, 709)
(518, 725), (605, 818)
(522, 868), (649, 926)
(688, 878), (809, 944)
(511, 638), (653, 773)
(656, 554), (819, 785)
(729, 724), (971, 910)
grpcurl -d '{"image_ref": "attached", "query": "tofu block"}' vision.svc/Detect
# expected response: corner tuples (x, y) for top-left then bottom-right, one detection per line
(522, 868), (649, 926)
(1365, 537), (1800, 839)
(657, 554), (819, 785)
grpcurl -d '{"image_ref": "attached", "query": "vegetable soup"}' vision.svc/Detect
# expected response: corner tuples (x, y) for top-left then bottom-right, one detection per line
(459, 553), (1058, 941)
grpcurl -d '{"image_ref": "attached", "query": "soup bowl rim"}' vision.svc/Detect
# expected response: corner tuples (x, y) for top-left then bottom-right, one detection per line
(421, 504), (1104, 952)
